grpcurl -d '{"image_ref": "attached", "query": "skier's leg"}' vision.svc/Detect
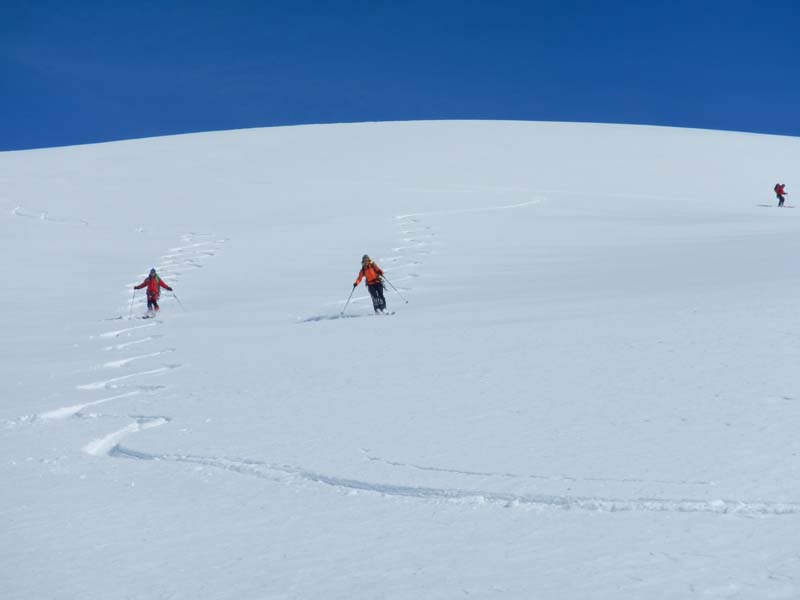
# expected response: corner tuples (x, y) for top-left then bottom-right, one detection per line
(377, 283), (387, 310)
(147, 297), (154, 311)
(372, 286), (381, 312)
(779, 195), (785, 207)
(153, 299), (160, 311)
(367, 284), (380, 312)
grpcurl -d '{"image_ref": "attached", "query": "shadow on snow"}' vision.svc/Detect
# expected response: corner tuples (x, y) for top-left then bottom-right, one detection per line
(297, 312), (374, 323)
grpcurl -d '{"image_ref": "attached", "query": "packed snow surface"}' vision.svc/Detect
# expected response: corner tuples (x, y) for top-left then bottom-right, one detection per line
(3, 121), (800, 599)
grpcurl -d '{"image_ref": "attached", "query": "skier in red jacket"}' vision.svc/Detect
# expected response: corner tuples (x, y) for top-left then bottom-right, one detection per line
(354, 254), (387, 313)
(134, 268), (173, 313)
(774, 183), (788, 207)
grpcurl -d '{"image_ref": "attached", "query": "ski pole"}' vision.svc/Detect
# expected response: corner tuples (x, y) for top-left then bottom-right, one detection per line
(341, 285), (356, 316)
(171, 290), (186, 311)
(381, 276), (408, 304)
(129, 289), (136, 319)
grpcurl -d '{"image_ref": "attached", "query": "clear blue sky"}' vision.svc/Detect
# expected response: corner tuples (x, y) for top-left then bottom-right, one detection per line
(3, 0), (798, 150)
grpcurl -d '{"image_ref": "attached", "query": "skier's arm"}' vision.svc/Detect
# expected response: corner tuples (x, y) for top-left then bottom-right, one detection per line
(354, 269), (364, 286)
(133, 280), (147, 290)
(160, 279), (172, 291)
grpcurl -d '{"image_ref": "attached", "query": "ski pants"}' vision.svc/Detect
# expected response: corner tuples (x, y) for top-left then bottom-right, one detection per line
(778, 194), (785, 207)
(147, 295), (160, 311)
(367, 282), (386, 311)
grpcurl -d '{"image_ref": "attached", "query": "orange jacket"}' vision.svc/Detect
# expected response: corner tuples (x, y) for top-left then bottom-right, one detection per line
(134, 275), (172, 299)
(354, 261), (384, 286)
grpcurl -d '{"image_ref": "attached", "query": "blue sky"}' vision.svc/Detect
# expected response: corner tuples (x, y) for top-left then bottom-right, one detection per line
(2, 0), (798, 150)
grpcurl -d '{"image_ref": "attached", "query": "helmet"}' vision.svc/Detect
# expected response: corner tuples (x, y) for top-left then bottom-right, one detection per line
(149, 268), (157, 276)
(362, 254), (370, 261)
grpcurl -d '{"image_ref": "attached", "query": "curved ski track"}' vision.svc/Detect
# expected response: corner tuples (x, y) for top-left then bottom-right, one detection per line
(11, 204), (90, 226)
(361, 450), (715, 487)
(109, 447), (800, 516)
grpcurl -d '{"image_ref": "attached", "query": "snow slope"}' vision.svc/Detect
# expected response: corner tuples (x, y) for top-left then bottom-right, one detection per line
(3, 121), (800, 599)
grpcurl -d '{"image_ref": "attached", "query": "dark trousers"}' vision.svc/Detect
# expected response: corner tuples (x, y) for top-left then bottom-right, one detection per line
(147, 296), (160, 311)
(778, 194), (785, 207)
(367, 282), (386, 312)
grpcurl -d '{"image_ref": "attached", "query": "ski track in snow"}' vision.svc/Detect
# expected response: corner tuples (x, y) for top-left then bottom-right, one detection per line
(84, 416), (170, 457)
(395, 197), (543, 220)
(361, 451), (715, 487)
(103, 335), (163, 351)
(39, 391), (142, 421)
(76, 365), (180, 391)
(98, 323), (158, 339)
(21, 232), (225, 454)
(103, 349), (176, 369)
(108, 448), (800, 516)
(11, 204), (90, 226)
(299, 195), (541, 322)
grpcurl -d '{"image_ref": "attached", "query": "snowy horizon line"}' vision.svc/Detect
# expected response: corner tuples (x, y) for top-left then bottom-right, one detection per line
(5, 118), (798, 153)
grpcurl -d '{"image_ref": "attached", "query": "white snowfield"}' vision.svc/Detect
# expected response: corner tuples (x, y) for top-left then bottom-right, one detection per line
(2, 121), (800, 599)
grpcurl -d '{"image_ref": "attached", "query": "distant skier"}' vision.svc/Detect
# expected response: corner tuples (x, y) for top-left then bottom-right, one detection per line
(134, 268), (173, 314)
(353, 254), (387, 313)
(775, 183), (788, 207)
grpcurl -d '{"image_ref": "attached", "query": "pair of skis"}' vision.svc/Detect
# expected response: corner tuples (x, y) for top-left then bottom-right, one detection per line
(341, 276), (407, 317)
(129, 289), (184, 319)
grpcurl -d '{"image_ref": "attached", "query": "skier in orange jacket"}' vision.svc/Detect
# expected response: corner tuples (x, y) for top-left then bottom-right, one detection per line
(134, 268), (173, 313)
(354, 254), (387, 313)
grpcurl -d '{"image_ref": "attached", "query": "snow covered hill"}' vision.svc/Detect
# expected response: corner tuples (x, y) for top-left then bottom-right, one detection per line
(3, 121), (800, 599)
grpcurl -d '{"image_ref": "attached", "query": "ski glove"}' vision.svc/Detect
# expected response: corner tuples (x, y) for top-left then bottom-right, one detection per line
(353, 283), (357, 288)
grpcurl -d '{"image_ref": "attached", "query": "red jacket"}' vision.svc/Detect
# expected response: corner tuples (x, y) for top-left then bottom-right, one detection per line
(135, 275), (171, 299)
(354, 261), (384, 286)
(775, 184), (787, 196)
